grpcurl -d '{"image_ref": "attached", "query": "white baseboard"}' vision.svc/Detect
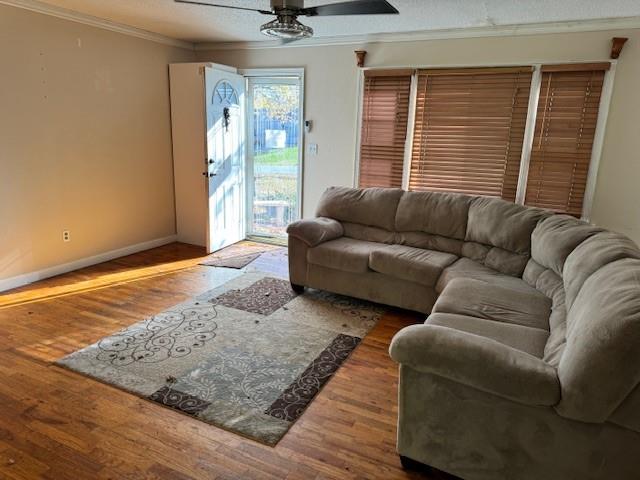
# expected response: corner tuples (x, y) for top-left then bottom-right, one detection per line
(0, 234), (178, 293)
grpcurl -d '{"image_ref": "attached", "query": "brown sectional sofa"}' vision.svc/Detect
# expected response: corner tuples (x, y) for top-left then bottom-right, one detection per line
(286, 186), (640, 480)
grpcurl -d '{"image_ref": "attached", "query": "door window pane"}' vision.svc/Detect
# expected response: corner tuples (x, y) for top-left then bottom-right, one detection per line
(251, 82), (300, 237)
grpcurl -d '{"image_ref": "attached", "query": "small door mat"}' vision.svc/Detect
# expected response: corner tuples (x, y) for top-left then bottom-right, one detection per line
(200, 252), (262, 269)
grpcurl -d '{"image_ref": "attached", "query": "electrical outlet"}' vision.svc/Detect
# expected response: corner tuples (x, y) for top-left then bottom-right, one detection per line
(62, 230), (71, 242)
(308, 143), (318, 155)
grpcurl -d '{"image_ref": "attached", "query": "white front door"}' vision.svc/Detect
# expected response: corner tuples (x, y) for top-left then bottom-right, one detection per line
(204, 67), (245, 253)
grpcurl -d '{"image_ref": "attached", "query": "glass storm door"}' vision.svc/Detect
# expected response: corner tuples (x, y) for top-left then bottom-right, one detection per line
(247, 77), (302, 238)
(204, 67), (246, 253)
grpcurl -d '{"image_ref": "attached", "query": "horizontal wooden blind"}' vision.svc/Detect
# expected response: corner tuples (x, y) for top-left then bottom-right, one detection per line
(409, 67), (533, 201)
(525, 64), (609, 216)
(358, 70), (412, 188)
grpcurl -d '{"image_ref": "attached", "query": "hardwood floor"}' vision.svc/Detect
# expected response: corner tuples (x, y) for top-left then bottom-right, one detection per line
(0, 242), (446, 480)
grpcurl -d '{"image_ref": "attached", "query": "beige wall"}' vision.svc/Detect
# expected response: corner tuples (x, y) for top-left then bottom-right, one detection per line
(0, 5), (195, 283)
(2, 7), (638, 286)
(198, 28), (640, 245)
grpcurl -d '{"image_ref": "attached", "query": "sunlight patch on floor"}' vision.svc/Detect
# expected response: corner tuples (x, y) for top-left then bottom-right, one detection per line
(0, 257), (205, 309)
(0, 240), (277, 309)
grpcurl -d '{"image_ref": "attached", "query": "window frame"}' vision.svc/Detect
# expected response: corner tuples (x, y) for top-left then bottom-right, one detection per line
(354, 61), (617, 221)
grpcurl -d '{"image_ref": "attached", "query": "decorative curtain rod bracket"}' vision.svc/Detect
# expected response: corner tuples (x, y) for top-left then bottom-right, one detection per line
(611, 37), (628, 59)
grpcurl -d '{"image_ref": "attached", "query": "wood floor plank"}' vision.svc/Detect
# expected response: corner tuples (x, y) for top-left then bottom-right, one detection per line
(0, 242), (448, 479)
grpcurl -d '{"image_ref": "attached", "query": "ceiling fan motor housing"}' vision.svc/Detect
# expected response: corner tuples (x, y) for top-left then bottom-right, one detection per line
(263, 0), (313, 39)
(271, 0), (305, 10)
(260, 16), (313, 39)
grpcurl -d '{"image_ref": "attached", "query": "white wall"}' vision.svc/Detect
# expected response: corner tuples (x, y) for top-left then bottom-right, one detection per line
(197, 28), (640, 245)
(0, 4), (195, 286)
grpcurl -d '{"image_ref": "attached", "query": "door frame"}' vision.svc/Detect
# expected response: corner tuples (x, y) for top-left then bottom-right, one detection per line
(240, 68), (305, 239)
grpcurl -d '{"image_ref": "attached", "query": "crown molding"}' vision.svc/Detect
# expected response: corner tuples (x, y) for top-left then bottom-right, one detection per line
(195, 15), (640, 51)
(0, 0), (194, 50)
(4, 0), (639, 53)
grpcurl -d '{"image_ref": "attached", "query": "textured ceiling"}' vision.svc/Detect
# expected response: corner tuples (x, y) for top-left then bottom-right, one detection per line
(29, 0), (640, 43)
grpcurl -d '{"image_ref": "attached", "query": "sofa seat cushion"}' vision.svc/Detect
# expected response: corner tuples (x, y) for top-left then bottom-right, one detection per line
(306, 237), (383, 273)
(369, 245), (458, 287)
(433, 278), (552, 330)
(426, 312), (550, 358)
(435, 257), (535, 294)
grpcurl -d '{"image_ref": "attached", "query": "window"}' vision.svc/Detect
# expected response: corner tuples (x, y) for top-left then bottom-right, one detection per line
(358, 70), (412, 188)
(410, 67), (532, 201)
(524, 64), (609, 215)
(357, 63), (611, 218)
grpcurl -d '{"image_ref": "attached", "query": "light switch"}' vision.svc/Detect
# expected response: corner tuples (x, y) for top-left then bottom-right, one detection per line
(308, 143), (318, 155)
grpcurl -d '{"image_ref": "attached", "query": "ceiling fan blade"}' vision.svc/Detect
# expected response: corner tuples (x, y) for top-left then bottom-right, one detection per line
(302, 0), (398, 16)
(174, 0), (271, 14)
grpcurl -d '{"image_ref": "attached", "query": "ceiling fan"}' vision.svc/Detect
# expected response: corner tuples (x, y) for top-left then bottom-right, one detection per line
(174, 0), (399, 41)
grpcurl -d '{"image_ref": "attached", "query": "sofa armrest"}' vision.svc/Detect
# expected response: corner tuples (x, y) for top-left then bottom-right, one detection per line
(389, 324), (560, 406)
(286, 217), (344, 247)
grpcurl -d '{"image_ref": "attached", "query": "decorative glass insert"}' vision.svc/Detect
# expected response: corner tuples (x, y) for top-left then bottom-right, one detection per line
(213, 80), (239, 107)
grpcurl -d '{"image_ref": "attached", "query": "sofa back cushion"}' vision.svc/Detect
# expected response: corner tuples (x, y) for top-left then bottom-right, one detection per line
(556, 258), (640, 422)
(460, 242), (530, 277)
(397, 231), (464, 256)
(316, 186), (403, 231)
(526, 264), (568, 367)
(466, 197), (548, 255)
(341, 222), (397, 245)
(530, 215), (602, 276)
(484, 248), (531, 277)
(563, 231), (640, 310)
(395, 191), (471, 240)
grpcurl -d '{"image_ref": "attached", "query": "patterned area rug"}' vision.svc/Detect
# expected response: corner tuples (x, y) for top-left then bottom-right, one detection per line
(56, 271), (385, 445)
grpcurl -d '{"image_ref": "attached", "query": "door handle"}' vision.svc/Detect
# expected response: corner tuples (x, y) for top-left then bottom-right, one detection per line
(202, 172), (216, 177)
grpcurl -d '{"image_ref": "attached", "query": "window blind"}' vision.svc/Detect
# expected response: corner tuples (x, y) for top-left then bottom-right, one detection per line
(409, 67), (533, 201)
(524, 63), (609, 216)
(358, 70), (412, 188)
